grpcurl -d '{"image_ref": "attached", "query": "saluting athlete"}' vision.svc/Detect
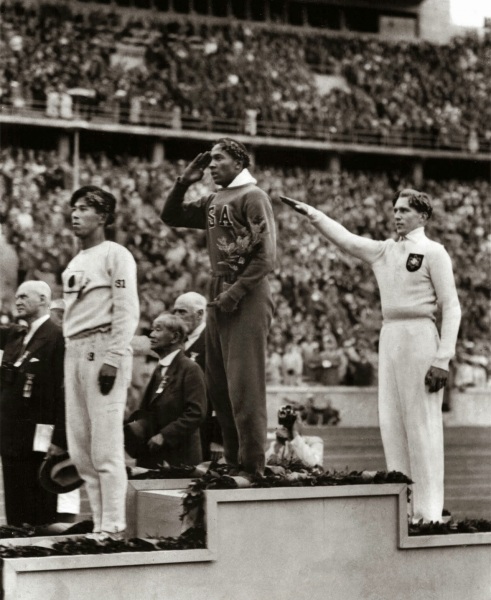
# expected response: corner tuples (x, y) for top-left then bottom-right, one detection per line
(161, 139), (276, 478)
(281, 189), (461, 523)
(62, 186), (139, 540)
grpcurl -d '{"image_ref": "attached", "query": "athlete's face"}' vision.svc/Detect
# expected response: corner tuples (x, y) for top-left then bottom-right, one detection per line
(393, 196), (427, 237)
(71, 198), (105, 238)
(209, 144), (243, 187)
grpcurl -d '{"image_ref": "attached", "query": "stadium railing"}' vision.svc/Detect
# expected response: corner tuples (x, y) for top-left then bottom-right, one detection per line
(1, 100), (489, 154)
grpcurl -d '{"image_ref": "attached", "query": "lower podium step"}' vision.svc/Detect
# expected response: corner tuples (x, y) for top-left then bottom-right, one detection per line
(125, 478), (193, 538)
(2, 484), (490, 600)
(136, 490), (186, 538)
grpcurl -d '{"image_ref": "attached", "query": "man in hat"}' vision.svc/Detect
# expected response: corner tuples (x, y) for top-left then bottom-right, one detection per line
(0, 281), (66, 526)
(161, 139), (276, 479)
(62, 186), (139, 540)
(281, 189), (461, 523)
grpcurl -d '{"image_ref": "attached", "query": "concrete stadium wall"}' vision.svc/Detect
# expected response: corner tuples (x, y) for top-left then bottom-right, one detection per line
(2, 484), (490, 600)
(0, 386), (488, 526)
(267, 386), (491, 428)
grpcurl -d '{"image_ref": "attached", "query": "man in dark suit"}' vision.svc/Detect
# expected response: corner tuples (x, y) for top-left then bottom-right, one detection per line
(0, 281), (66, 526)
(125, 313), (206, 469)
(172, 292), (224, 462)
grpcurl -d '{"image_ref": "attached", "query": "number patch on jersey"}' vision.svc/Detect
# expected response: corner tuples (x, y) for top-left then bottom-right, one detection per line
(115, 279), (126, 288)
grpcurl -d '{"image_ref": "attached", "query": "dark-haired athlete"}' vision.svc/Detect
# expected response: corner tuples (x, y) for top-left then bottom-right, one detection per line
(281, 189), (461, 523)
(161, 139), (276, 477)
(62, 186), (139, 540)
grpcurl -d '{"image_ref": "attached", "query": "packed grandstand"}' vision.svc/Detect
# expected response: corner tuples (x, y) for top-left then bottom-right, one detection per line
(1, 0), (490, 150)
(0, 0), (490, 389)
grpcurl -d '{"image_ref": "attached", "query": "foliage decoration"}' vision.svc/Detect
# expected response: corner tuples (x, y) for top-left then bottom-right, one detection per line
(0, 465), (488, 559)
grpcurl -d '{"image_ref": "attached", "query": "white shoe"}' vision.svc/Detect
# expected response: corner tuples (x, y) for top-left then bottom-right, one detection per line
(85, 531), (126, 542)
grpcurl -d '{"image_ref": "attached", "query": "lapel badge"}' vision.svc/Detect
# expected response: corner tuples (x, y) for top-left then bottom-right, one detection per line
(155, 375), (169, 396)
(406, 253), (424, 272)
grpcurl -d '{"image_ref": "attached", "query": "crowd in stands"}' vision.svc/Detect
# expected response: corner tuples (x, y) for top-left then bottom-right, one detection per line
(0, 146), (489, 388)
(1, 1), (490, 149)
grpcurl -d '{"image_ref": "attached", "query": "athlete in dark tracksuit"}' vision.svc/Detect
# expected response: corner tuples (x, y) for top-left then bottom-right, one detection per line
(160, 139), (276, 476)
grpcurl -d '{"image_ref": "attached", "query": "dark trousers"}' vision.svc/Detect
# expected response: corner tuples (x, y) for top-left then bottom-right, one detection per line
(206, 278), (273, 475)
(200, 393), (223, 461)
(2, 453), (57, 526)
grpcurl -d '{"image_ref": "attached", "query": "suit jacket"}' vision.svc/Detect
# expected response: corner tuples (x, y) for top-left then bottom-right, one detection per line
(129, 350), (206, 467)
(185, 330), (205, 372)
(0, 319), (66, 457)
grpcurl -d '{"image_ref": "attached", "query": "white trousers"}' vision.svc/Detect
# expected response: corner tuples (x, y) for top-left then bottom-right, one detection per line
(378, 319), (444, 522)
(65, 332), (131, 533)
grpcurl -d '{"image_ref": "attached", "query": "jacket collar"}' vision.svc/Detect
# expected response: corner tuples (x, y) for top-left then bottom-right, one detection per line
(220, 168), (257, 189)
(24, 317), (54, 351)
(404, 226), (426, 242)
(158, 348), (181, 368)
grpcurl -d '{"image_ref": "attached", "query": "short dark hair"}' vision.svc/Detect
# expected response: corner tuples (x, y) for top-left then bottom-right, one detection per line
(156, 313), (187, 344)
(213, 138), (250, 168)
(70, 186), (116, 226)
(393, 188), (433, 220)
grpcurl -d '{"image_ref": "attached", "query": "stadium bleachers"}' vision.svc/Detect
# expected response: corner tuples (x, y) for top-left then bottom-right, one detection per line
(1, 1), (490, 152)
(0, 0), (489, 387)
(0, 147), (489, 386)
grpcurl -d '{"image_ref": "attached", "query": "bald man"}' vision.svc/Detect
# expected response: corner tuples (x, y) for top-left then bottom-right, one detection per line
(0, 281), (67, 526)
(172, 292), (224, 462)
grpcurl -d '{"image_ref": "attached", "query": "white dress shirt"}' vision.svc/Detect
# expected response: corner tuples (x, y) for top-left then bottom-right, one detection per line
(23, 314), (50, 346)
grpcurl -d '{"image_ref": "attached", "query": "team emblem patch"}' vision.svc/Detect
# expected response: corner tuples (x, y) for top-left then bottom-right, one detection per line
(406, 254), (424, 272)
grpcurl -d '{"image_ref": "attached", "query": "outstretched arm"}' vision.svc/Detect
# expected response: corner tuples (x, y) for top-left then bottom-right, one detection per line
(280, 196), (384, 264)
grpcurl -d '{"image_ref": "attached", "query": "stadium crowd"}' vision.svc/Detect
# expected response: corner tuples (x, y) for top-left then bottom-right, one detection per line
(0, 146), (489, 388)
(1, 1), (490, 149)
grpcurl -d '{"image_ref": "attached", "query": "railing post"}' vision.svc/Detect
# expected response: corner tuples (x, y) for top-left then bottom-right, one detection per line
(73, 129), (80, 192)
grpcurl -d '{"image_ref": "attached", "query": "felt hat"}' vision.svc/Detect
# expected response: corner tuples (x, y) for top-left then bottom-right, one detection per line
(39, 453), (83, 494)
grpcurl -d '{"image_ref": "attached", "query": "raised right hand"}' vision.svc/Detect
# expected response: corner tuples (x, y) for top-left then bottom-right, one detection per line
(180, 152), (212, 185)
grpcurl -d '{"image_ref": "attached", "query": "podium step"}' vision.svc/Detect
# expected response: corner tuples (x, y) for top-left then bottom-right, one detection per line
(1, 483), (490, 600)
(125, 478), (193, 537)
(136, 490), (186, 538)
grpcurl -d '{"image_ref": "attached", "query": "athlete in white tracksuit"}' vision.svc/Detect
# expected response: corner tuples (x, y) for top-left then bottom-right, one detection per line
(63, 186), (139, 538)
(282, 189), (461, 522)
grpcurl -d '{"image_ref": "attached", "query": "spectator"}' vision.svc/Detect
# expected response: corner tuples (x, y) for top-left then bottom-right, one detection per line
(0, 147), (488, 390)
(281, 341), (303, 386)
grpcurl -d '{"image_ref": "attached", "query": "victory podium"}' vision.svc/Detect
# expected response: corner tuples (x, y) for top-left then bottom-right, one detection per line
(1, 480), (490, 600)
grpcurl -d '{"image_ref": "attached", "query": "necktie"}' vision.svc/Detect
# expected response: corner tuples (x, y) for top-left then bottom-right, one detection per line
(13, 327), (29, 363)
(153, 365), (167, 397)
